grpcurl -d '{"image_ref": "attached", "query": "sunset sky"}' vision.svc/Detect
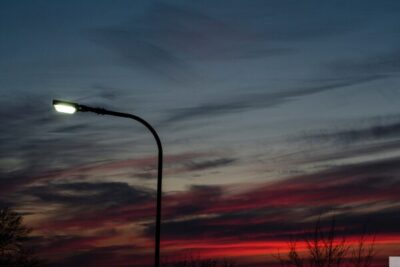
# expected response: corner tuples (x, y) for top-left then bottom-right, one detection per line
(1, 1), (400, 266)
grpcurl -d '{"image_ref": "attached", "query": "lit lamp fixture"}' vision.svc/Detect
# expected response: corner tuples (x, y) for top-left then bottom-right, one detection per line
(52, 99), (163, 267)
(53, 100), (78, 114)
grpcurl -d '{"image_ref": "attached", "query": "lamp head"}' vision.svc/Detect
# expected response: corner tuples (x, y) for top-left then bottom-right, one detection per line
(53, 99), (79, 114)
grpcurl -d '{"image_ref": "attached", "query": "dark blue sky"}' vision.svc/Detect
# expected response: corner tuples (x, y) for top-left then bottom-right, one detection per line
(1, 1), (400, 266)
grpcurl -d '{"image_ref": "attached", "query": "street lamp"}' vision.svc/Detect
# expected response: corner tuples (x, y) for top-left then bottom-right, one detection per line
(52, 99), (163, 267)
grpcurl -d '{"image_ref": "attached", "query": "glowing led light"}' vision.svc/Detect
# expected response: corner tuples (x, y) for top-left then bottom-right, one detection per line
(53, 102), (77, 114)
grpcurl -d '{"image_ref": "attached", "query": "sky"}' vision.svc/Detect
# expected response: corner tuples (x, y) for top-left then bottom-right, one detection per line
(1, 0), (400, 266)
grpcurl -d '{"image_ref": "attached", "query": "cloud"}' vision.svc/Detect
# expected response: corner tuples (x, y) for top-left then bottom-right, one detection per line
(0, 95), (124, 198)
(25, 181), (153, 207)
(165, 75), (383, 124)
(35, 155), (400, 235)
(304, 117), (400, 144)
(89, 2), (291, 81)
(330, 49), (400, 77)
(91, 27), (189, 81)
(164, 185), (224, 216)
(286, 114), (400, 167)
(0, 151), (213, 199)
(0, 94), (57, 157)
(156, 202), (400, 252)
(134, 157), (237, 180)
(0, 150), (241, 224)
(90, 84), (121, 101)
(43, 245), (151, 267)
(184, 158), (237, 171)
(50, 123), (89, 133)
(31, 234), (117, 256)
(297, 139), (400, 167)
(19, 155), (400, 265)
(144, 156), (400, 241)
(147, 205), (400, 260)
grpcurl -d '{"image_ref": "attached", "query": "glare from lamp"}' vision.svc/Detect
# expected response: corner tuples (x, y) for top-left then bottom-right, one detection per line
(53, 103), (77, 114)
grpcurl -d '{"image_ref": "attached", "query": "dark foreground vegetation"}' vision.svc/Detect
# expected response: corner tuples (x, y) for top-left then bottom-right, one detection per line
(0, 208), (43, 267)
(275, 219), (375, 267)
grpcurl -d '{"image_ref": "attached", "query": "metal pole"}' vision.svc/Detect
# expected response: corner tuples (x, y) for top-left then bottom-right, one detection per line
(76, 104), (163, 267)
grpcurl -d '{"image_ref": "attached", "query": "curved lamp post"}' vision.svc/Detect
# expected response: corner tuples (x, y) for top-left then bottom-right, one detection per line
(53, 99), (163, 267)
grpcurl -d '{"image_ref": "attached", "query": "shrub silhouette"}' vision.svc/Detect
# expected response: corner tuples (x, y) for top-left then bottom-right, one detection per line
(0, 208), (43, 267)
(275, 218), (375, 267)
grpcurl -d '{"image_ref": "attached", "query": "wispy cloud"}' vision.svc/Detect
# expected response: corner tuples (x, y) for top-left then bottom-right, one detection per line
(26, 181), (153, 207)
(306, 119), (400, 144)
(165, 75), (383, 124)
(43, 244), (150, 267)
(184, 158), (236, 171)
(22, 154), (400, 265)
(330, 49), (400, 77)
(89, 2), (291, 81)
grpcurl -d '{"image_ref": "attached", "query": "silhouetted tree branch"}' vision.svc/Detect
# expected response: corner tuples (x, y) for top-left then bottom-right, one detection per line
(0, 208), (43, 267)
(274, 218), (375, 267)
(349, 226), (376, 267)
